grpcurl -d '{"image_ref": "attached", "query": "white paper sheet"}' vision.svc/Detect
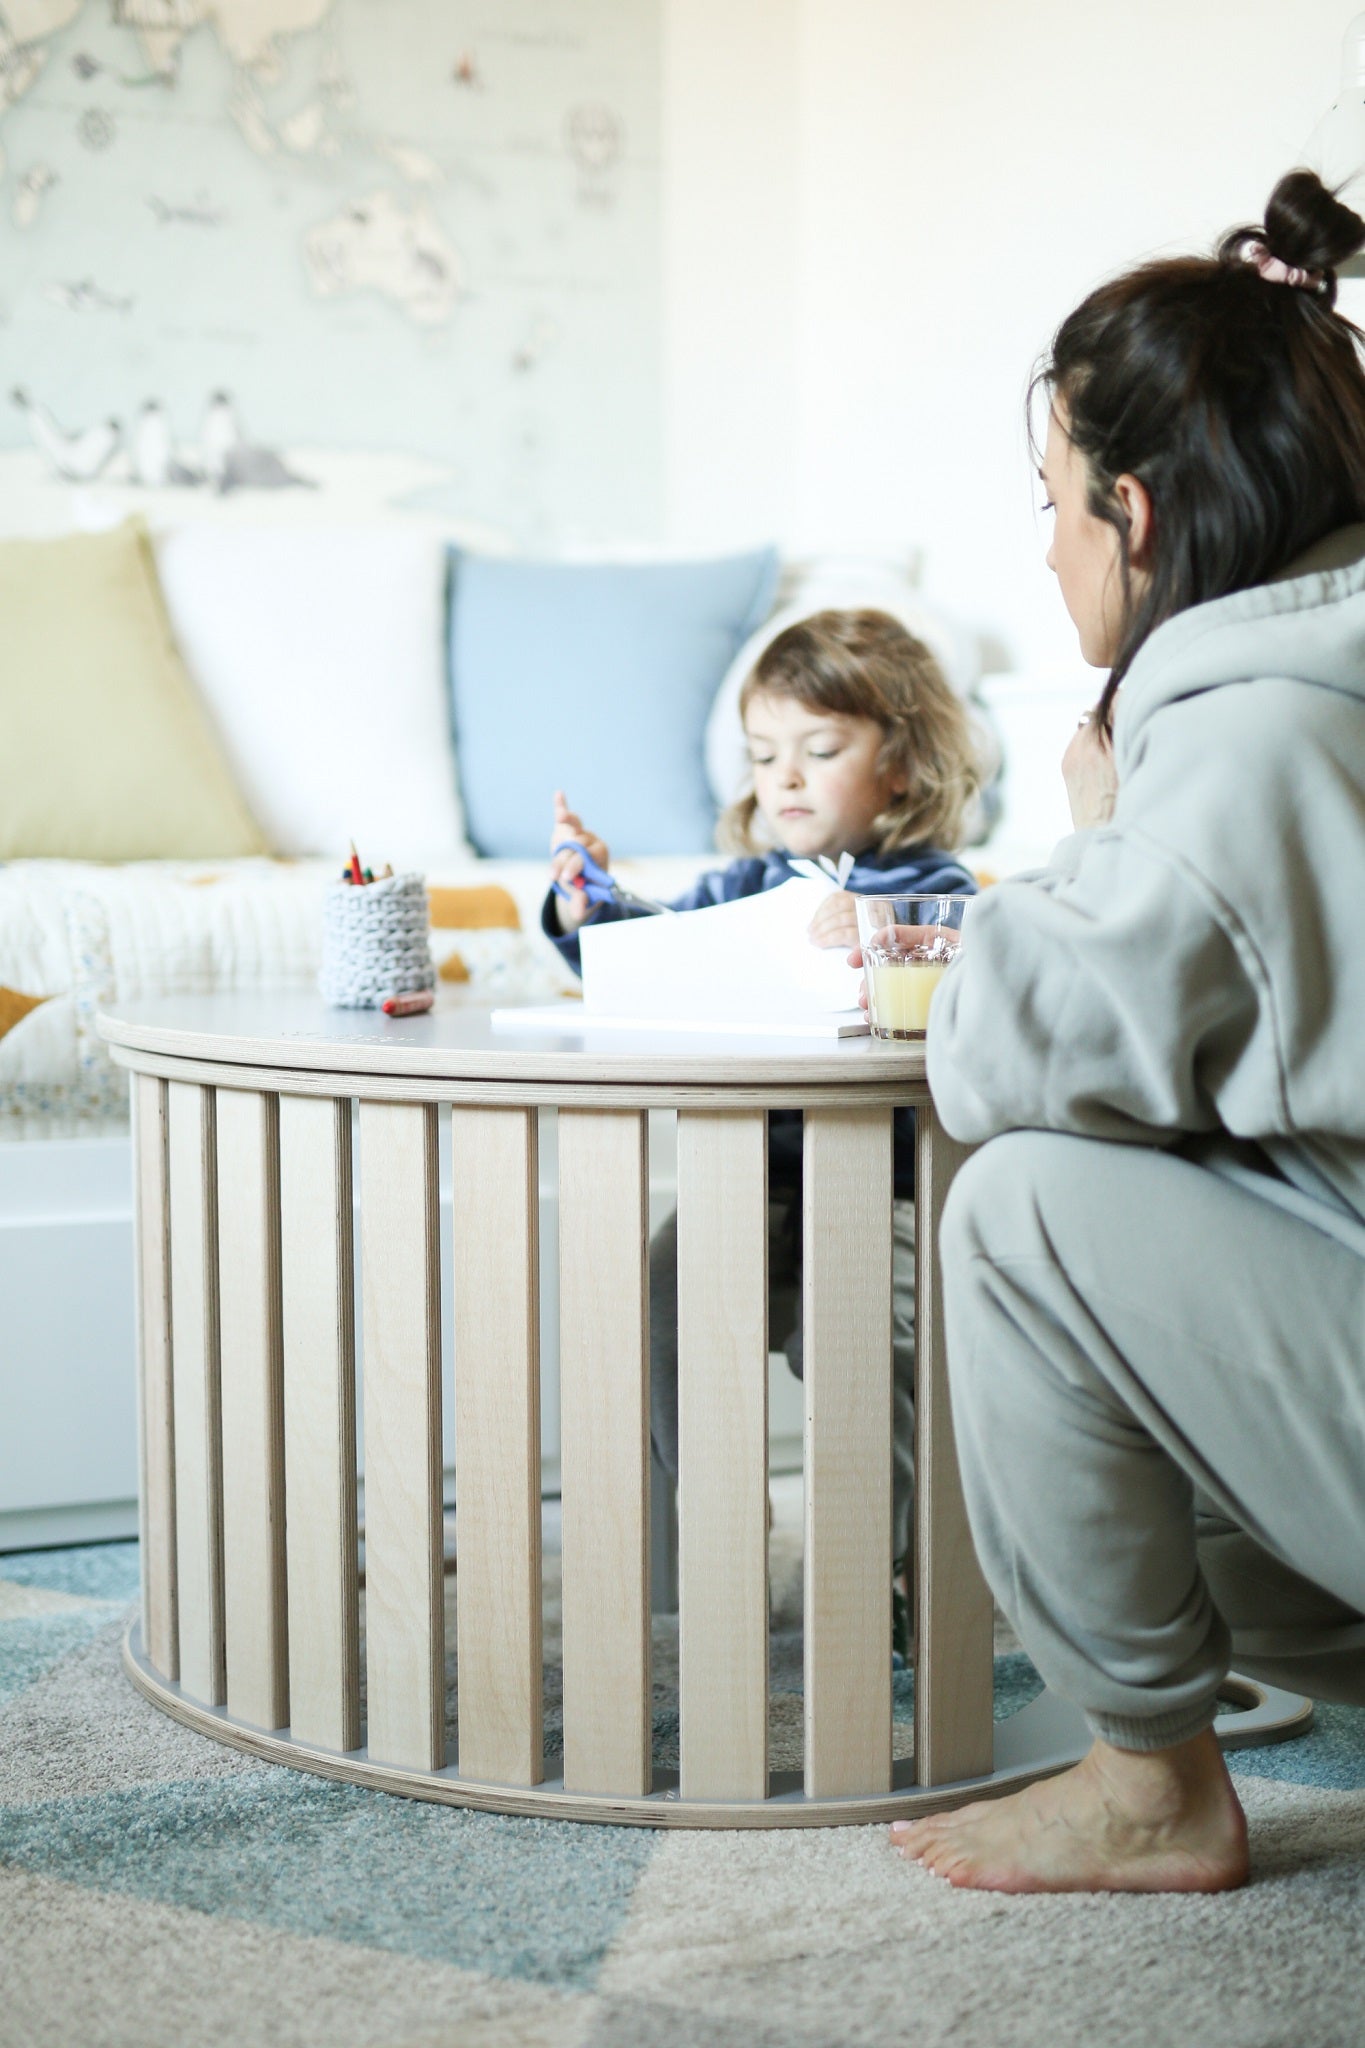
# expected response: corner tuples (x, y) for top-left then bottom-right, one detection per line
(489, 1003), (869, 1039)
(579, 877), (861, 1024)
(492, 877), (868, 1037)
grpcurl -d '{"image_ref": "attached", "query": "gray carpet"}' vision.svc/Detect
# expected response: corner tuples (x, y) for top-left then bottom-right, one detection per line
(3, 1521), (1364, 2048)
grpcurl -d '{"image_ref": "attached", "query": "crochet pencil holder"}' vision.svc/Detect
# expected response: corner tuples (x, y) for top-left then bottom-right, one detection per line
(319, 872), (436, 1009)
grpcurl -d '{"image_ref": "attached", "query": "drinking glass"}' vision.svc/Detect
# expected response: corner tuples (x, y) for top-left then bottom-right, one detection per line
(854, 893), (971, 1040)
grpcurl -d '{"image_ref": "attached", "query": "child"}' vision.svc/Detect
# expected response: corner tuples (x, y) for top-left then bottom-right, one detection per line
(544, 608), (981, 1647)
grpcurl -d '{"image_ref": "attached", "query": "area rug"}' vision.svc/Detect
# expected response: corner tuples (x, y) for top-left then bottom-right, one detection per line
(2, 1525), (1364, 2048)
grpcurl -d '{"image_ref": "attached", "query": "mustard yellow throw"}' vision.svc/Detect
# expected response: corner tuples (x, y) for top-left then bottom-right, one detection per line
(0, 520), (266, 861)
(427, 885), (521, 931)
(0, 988), (50, 1041)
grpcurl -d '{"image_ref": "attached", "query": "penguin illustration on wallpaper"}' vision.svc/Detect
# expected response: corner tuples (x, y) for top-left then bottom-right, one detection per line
(200, 391), (314, 493)
(131, 400), (201, 487)
(11, 387), (121, 480)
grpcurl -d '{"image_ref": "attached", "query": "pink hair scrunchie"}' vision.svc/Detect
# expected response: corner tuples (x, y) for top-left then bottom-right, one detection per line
(1244, 240), (1325, 292)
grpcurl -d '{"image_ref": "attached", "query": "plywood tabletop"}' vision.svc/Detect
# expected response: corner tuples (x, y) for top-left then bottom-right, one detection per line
(97, 993), (929, 1087)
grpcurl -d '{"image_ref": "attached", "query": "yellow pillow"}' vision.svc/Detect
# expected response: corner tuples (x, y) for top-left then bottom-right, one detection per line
(0, 519), (266, 860)
(427, 884), (521, 930)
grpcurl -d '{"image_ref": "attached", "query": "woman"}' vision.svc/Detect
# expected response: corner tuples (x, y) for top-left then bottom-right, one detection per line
(888, 170), (1365, 1893)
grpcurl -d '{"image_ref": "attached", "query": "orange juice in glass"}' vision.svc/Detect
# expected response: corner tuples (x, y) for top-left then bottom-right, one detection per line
(854, 894), (970, 1040)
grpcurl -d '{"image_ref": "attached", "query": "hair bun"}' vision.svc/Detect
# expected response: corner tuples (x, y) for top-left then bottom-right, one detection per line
(1263, 168), (1365, 281)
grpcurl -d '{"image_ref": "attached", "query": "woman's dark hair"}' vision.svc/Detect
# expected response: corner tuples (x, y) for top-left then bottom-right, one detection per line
(1034, 169), (1365, 729)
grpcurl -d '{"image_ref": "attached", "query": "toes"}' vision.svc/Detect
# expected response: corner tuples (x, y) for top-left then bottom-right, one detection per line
(907, 1843), (959, 1883)
(891, 1807), (1015, 1891)
(891, 1822), (952, 1868)
(913, 1835), (1004, 1890)
(891, 1804), (966, 1845)
(890, 1820), (937, 1850)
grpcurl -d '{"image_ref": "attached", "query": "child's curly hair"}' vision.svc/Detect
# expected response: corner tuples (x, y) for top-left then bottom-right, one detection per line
(719, 608), (982, 856)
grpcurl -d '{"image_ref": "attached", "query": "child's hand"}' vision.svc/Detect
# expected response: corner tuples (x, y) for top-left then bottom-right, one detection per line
(807, 889), (860, 950)
(549, 789), (610, 934)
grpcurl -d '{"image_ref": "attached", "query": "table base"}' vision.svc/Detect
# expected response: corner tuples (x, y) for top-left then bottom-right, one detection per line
(123, 1622), (1312, 1830)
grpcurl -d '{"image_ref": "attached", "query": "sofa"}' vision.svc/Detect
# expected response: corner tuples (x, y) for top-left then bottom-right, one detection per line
(0, 513), (1077, 1548)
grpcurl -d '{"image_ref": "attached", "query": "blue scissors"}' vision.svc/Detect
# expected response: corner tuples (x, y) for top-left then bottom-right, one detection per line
(552, 840), (673, 916)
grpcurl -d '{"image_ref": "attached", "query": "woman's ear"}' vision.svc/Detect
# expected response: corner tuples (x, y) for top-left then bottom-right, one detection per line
(1114, 472), (1155, 571)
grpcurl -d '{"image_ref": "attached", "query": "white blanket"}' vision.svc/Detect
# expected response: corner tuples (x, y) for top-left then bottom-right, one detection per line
(0, 853), (713, 1136)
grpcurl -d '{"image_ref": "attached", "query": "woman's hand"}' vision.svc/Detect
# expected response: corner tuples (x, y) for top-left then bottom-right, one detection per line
(807, 889), (860, 950)
(849, 945), (870, 1013)
(549, 789), (610, 934)
(846, 924), (960, 1014)
(1062, 714), (1118, 831)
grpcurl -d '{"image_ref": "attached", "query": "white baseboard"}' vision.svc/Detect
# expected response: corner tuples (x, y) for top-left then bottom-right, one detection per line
(0, 1499), (140, 1552)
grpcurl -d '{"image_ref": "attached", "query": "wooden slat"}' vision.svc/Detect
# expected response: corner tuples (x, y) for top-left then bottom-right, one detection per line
(558, 1109), (651, 1796)
(167, 1080), (225, 1706)
(451, 1106), (543, 1786)
(677, 1110), (769, 1801)
(217, 1088), (288, 1731)
(360, 1100), (444, 1772)
(132, 1073), (177, 1680)
(803, 1107), (893, 1798)
(914, 1107), (993, 1785)
(279, 1094), (360, 1754)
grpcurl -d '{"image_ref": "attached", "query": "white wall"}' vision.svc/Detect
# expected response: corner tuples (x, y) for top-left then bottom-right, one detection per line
(661, 0), (801, 549)
(664, 0), (1357, 672)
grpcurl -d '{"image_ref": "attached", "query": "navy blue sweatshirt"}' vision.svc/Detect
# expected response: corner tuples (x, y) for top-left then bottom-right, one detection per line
(543, 844), (977, 1201)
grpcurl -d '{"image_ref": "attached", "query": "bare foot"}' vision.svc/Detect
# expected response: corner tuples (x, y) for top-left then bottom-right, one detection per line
(889, 1730), (1248, 1894)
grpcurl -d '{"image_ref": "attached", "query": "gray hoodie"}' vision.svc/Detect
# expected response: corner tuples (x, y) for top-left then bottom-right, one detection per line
(928, 524), (1365, 1245)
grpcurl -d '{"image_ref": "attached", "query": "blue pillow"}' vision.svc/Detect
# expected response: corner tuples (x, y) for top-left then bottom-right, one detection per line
(447, 548), (779, 857)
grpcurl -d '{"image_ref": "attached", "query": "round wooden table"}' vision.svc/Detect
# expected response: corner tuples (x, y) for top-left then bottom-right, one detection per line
(99, 995), (1309, 1826)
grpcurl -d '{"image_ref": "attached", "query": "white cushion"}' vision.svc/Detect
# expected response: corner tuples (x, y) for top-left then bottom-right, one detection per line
(156, 526), (473, 865)
(976, 669), (1097, 875)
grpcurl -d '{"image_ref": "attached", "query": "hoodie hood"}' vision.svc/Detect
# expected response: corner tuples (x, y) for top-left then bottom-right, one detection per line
(1115, 523), (1365, 774)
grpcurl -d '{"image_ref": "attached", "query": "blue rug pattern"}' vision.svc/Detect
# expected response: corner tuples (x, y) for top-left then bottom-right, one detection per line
(0, 1541), (142, 1604)
(0, 1770), (651, 1989)
(3, 1536), (1365, 2022)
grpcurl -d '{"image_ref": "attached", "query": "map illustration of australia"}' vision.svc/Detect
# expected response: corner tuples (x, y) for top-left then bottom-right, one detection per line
(0, 0), (662, 540)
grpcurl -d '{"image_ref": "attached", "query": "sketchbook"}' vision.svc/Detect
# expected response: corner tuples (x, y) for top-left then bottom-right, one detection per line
(491, 877), (869, 1039)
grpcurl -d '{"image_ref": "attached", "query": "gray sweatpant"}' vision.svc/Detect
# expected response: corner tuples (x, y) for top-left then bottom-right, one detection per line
(649, 1193), (918, 1563)
(942, 1130), (1365, 1751)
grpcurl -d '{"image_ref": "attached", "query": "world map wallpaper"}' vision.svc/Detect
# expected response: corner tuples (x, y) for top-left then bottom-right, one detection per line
(0, 0), (662, 541)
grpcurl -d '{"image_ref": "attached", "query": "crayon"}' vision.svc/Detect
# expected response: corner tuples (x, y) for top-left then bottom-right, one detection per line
(381, 990), (435, 1017)
(349, 841), (364, 886)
